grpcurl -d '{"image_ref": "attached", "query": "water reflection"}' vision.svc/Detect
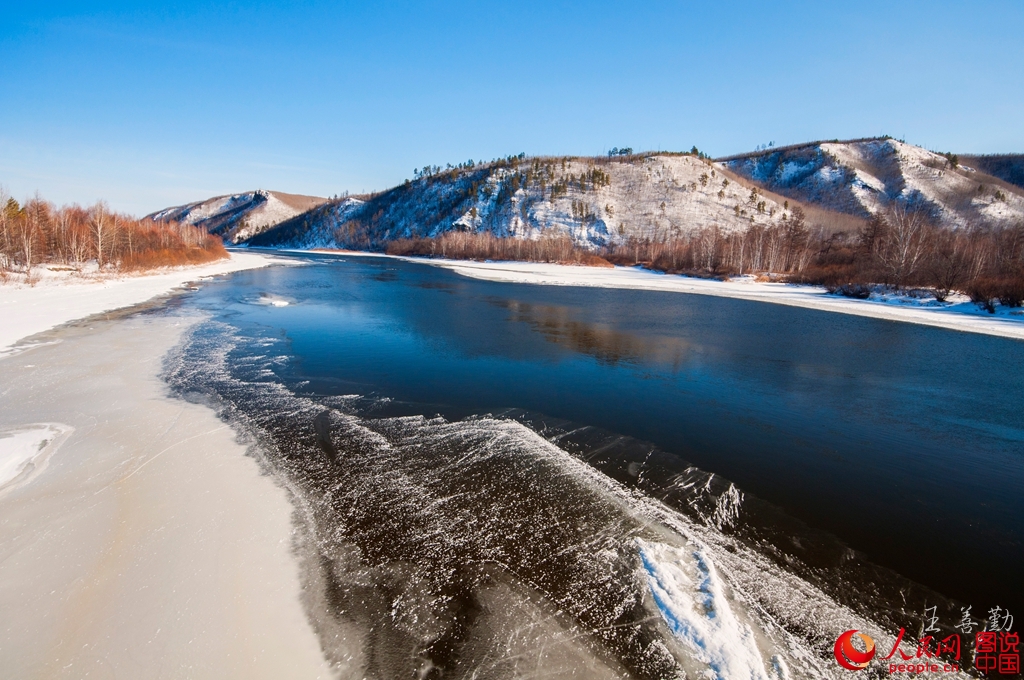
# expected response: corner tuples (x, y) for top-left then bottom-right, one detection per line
(494, 298), (691, 369)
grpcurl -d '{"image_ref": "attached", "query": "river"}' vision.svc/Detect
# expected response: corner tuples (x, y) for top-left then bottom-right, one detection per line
(164, 252), (1023, 678)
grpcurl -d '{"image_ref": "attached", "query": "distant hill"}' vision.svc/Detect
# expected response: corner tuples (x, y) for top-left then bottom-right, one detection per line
(159, 140), (1023, 253)
(148, 190), (327, 244)
(960, 154), (1024, 191)
(718, 138), (1024, 229)
(246, 153), (844, 250)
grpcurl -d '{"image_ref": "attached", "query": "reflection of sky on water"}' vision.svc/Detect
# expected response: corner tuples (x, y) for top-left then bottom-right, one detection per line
(192, 253), (1024, 614)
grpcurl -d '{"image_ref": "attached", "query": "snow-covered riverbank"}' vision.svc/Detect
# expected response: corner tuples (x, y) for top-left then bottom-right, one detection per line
(0, 313), (334, 679)
(302, 250), (1024, 341)
(0, 251), (286, 354)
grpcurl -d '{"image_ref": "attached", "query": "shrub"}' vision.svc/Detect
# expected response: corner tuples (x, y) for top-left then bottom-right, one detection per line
(996, 273), (1024, 307)
(968, 279), (998, 313)
(387, 233), (612, 267)
(837, 284), (872, 299)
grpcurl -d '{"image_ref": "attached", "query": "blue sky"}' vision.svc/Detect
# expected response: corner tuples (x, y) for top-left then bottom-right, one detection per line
(2, 1), (1023, 214)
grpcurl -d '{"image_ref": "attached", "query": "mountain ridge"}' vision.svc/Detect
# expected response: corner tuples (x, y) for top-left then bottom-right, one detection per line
(720, 138), (1024, 229)
(150, 139), (1024, 252)
(147, 189), (327, 243)
(246, 152), (852, 251)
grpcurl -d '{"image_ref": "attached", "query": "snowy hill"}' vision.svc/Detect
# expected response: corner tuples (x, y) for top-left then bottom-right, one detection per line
(148, 190), (327, 244)
(160, 141), (1023, 253)
(248, 154), (808, 250)
(719, 138), (1024, 229)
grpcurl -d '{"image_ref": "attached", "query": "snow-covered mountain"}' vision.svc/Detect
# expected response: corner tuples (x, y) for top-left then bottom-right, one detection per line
(247, 154), (805, 250)
(148, 190), (327, 244)
(158, 141), (1022, 252)
(719, 138), (1024, 229)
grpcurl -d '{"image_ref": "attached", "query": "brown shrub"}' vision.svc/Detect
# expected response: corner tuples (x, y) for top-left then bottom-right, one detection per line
(578, 252), (614, 268)
(387, 232), (613, 267)
(120, 241), (227, 271)
(995, 272), (1024, 307)
(968, 278), (999, 313)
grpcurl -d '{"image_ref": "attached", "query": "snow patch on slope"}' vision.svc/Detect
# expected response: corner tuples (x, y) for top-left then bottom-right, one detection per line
(723, 139), (1024, 229)
(149, 190), (327, 243)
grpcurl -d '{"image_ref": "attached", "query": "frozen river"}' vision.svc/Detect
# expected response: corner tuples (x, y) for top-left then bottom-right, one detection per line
(166, 252), (1023, 678)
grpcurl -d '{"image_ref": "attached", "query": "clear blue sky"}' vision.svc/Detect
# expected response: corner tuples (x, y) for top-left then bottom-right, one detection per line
(2, 1), (1023, 215)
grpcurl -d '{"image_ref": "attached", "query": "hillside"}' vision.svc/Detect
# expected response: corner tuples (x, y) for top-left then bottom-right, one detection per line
(960, 154), (1024, 190)
(247, 154), (813, 250)
(719, 138), (1024, 229)
(148, 190), (327, 244)
(158, 141), (1023, 255)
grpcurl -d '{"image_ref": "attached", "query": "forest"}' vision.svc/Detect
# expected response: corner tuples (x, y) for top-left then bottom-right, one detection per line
(0, 191), (227, 281)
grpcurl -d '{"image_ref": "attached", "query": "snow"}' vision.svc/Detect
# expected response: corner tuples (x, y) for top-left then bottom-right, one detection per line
(148, 190), (328, 244)
(0, 317), (333, 677)
(850, 168), (885, 193)
(313, 251), (1024, 341)
(230, 192), (303, 242)
(0, 251), (286, 355)
(723, 139), (1024, 229)
(149, 193), (242, 223)
(254, 197), (364, 249)
(0, 423), (71, 489)
(638, 539), (777, 680)
(776, 160), (810, 184)
(253, 155), (791, 251)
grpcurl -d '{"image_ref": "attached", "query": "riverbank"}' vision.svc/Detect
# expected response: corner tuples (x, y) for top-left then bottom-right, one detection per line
(0, 251), (287, 355)
(0, 311), (334, 679)
(300, 249), (1024, 341)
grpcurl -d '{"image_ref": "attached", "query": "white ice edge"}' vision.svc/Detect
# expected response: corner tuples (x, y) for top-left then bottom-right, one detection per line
(0, 423), (73, 491)
(294, 250), (1024, 341)
(0, 251), (292, 356)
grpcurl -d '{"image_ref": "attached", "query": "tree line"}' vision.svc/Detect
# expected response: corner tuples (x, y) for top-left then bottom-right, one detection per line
(387, 204), (1024, 313)
(619, 205), (1024, 311)
(0, 191), (227, 280)
(386, 231), (612, 267)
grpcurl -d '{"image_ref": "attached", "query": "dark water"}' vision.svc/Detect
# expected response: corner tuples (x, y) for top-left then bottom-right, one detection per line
(167, 253), (1023, 678)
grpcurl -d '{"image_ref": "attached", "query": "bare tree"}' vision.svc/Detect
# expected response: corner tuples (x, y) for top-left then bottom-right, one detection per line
(17, 196), (49, 274)
(0, 187), (12, 271)
(90, 202), (110, 267)
(696, 226), (722, 274)
(0, 191), (225, 278)
(66, 206), (91, 265)
(877, 204), (928, 289)
(928, 226), (971, 301)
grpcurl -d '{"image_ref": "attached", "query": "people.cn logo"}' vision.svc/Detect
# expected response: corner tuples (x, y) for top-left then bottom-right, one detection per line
(834, 630), (877, 670)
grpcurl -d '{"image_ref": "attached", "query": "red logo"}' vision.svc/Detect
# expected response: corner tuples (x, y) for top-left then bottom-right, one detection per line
(834, 630), (876, 670)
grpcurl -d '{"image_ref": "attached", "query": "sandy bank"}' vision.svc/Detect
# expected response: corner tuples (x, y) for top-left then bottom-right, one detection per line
(0, 251), (287, 355)
(302, 250), (1024, 341)
(0, 314), (333, 679)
